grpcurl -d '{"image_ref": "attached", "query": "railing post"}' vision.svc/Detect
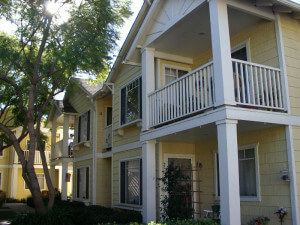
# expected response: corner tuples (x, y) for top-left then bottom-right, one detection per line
(209, 0), (236, 107)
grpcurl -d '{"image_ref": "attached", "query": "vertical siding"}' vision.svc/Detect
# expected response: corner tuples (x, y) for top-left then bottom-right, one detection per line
(113, 64), (142, 148)
(280, 14), (300, 116)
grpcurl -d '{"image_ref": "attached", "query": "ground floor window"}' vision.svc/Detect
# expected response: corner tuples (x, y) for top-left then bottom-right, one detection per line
(214, 144), (259, 200)
(76, 167), (89, 199)
(120, 158), (142, 205)
(25, 174), (45, 190)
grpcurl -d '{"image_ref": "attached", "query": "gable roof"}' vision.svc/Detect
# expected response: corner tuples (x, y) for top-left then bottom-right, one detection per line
(55, 100), (77, 114)
(72, 78), (103, 96)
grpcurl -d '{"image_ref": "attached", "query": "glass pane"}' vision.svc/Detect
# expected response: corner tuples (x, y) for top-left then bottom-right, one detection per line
(37, 174), (44, 189)
(245, 148), (255, 159)
(231, 47), (248, 61)
(238, 150), (244, 159)
(178, 70), (188, 77)
(106, 107), (112, 126)
(125, 160), (141, 205)
(239, 158), (257, 196)
(126, 83), (139, 123)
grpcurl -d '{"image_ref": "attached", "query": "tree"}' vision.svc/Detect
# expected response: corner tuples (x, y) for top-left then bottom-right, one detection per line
(0, 0), (131, 214)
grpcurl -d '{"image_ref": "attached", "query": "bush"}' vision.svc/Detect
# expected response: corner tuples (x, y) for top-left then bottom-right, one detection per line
(97, 219), (219, 225)
(5, 198), (26, 203)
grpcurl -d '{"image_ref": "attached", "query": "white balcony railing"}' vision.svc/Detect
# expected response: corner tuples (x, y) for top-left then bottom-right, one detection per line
(103, 125), (112, 149)
(148, 61), (214, 127)
(22, 150), (51, 164)
(232, 59), (284, 110)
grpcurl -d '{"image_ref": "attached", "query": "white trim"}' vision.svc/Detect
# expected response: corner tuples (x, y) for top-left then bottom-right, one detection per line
(285, 126), (300, 225)
(231, 39), (251, 61)
(213, 143), (261, 202)
(0, 165), (13, 168)
(161, 63), (191, 86)
(75, 165), (91, 202)
(96, 151), (112, 158)
(119, 157), (142, 206)
(112, 141), (142, 153)
(119, 76), (142, 127)
(154, 51), (193, 65)
(275, 13), (290, 113)
(73, 154), (93, 162)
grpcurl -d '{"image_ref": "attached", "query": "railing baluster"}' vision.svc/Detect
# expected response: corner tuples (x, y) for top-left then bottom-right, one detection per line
(276, 71), (283, 108)
(263, 68), (269, 106)
(259, 67), (265, 106)
(272, 70), (278, 108)
(249, 65), (255, 105)
(268, 69), (274, 107)
(193, 73), (196, 111)
(234, 61), (240, 103)
(208, 65), (212, 106)
(240, 63), (246, 103)
(200, 69), (204, 109)
(204, 67), (208, 107)
(189, 75), (193, 112)
(245, 64), (250, 104)
(254, 66), (260, 105)
(196, 72), (200, 110)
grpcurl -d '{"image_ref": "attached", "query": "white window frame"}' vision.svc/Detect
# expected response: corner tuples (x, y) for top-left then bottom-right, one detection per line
(214, 143), (260, 202)
(24, 173), (45, 190)
(77, 109), (91, 144)
(76, 165), (90, 201)
(119, 76), (142, 126)
(231, 39), (251, 61)
(162, 64), (191, 86)
(119, 157), (142, 207)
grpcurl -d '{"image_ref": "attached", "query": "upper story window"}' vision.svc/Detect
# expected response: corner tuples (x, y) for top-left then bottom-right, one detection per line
(120, 158), (142, 205)
(106, 107), (112, 127)
(163, 65), (190, 85)
(78, 110), (90, 143)
(120, 77), (142, 125)
(214, 144), (259, 201)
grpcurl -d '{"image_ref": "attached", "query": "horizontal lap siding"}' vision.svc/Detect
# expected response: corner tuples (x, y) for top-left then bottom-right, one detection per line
(281, 14), (300, 116)
(96, 158), (111, 207)
(193, 21), (279, 69)
(292, 126), (300, 218)
(112, 148), (142, 206)
(113, 65), (142, 147)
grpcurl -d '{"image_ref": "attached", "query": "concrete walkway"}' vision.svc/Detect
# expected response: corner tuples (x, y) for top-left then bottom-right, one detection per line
(0, 203), (34, 225)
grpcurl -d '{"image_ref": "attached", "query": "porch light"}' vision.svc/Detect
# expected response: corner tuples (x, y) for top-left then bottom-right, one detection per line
(280, 168), (290, 182)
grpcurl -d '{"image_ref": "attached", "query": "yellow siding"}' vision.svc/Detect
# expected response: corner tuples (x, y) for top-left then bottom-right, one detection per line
(193, 20), (279, 69)
(96, 158), (111, 207)
(157, 127), (291, 224)
(73, 159), (93, 204)
(0, 167), (11, 195)
(112, 148), (142, 205)
(113, 64), (142, 148)
(97, 95), (112, 153)
(280, 14), (300, 116)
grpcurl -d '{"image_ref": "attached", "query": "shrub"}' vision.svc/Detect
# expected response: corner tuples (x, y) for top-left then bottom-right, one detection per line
(5, 198), (26, 203)
(0, 198), (4, 208)
(97, 219), (219, 225)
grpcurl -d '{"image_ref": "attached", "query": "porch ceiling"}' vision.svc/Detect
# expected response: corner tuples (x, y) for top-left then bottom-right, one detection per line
(156, 121), (282, 143)
(149, 4), (264, 58)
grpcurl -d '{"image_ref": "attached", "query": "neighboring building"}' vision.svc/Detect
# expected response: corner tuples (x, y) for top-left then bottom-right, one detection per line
(0, 126), (53, 200)
(53, 0), (300, 225)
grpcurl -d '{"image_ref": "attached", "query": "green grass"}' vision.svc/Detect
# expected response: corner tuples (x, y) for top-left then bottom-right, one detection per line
(0, 210), (16, 220)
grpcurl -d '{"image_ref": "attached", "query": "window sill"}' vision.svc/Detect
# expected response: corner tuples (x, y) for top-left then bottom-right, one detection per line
(113, 204), (142, 212)
(73, 141), (91, 149)
(114, 119), (142, 136)
(215, 196), (260, 202)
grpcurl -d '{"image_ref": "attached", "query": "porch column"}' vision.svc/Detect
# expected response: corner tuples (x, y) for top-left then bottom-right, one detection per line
(51, 119), (57, 160)
(141, 47), (155, 131)
(61, 161), (68, 200)
(209, 0), (236, 107)
(142, 140), (156, 223)
(50, 165), (55, 185)
(62, 114), (70, 157)
(216, 119), (241, 225)
(285, 126), (300, 225)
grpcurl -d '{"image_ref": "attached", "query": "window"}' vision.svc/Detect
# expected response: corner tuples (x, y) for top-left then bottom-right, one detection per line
(163, 65), (189, 85)
(120, 159), (142, 205)
(120, 77), (142, 125)
(214, 145), (259, 201)
(25, 174), (45, 190)
(106, 107), (112, 126)
(77, 167), (89, 199)
(78, 110), (90, 143)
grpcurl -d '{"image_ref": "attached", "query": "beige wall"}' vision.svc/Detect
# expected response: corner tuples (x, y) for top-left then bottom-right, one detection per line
(280, 14), (300, 116)
(112, 148), (142, 205)
(157, 126), (291, 224)
(113, 64), (142, 148)
(96, 158), (111, 207)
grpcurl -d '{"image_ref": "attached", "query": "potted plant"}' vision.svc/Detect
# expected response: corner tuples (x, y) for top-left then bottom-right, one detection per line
(275, 207), (288, 225)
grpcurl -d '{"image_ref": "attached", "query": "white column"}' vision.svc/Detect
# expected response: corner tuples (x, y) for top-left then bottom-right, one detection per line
(62, 115), (70, 157)
(285, 126), (300, 225)
(61, 161), (68, 200)
(10, 165), (18, 198)
(209, 0), (236, 107)
(216, 119), (241, 225)
(141, 47), (155, 131)
(142, 140), (156, 223)
(50, 165), (55, 185)
(51, 120), (57, 160)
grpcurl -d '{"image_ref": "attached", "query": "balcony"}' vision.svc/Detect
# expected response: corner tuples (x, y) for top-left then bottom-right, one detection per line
(52, 140), (73, 160)
(16, 150), (51, 164)
(103, 125), (112, 150)
(148, 59), (285, 128)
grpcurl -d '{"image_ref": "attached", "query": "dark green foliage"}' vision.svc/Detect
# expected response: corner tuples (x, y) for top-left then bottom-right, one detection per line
(97, 219), (219, 225)
(27, 190), (61, 207)
(4, 197), (26, 203)
(17, 200), (142, 225)
(159, 162), (194, 221)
